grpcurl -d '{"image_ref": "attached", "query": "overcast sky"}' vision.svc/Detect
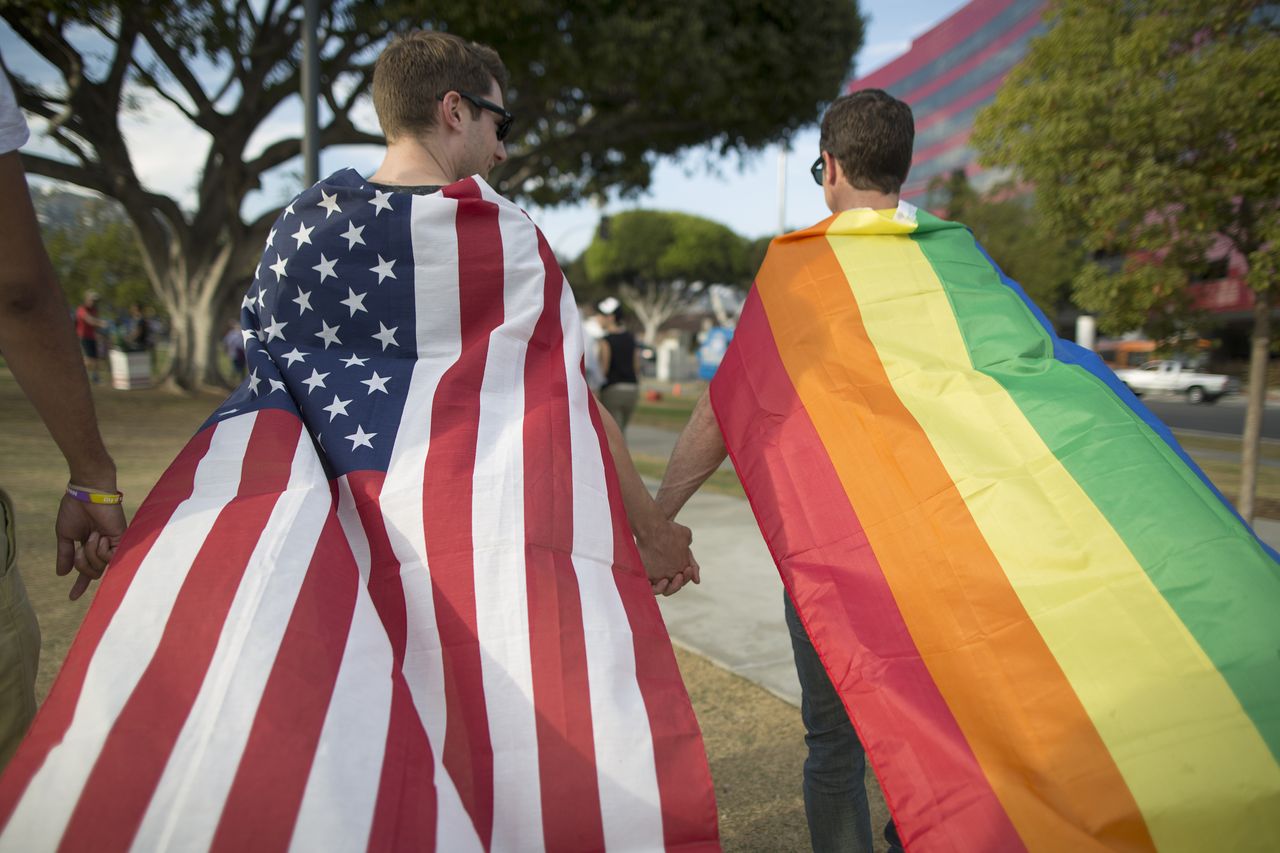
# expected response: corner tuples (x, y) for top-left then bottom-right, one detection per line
(2, 1), (968, 257)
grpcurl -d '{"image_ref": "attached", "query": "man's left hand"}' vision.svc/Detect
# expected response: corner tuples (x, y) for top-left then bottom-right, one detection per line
(651, 552), (700, 597)
(55, 493), (126, 601)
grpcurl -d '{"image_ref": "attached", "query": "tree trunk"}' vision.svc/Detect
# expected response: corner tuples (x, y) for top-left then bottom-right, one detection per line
(620, 281), (683, 344)
(159, 265), (240, 393)
(146, 230), (250, 393)
(1239, 289), (1270, 523)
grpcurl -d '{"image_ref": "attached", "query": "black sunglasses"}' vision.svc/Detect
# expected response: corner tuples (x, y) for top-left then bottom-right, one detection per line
(811, 155), (825, 186)
(438, 90), (514, 141)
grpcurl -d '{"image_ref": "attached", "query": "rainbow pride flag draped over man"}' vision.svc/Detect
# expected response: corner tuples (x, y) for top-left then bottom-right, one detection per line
(710, 203), (1280, 852)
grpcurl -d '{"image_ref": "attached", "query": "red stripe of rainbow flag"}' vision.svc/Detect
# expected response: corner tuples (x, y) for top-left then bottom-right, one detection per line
(710, 204), (1280, 851)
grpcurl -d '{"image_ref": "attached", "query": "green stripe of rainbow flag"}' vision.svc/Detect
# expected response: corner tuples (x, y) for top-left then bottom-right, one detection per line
(710, 202), (1280, 851)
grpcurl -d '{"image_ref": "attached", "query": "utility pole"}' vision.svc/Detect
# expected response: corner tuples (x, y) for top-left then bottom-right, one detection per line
(776, 140), (789, 235)
(302, 0), (320, 185)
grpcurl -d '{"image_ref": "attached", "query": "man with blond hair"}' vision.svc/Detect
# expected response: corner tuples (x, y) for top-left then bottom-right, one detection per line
(0, 31), (718, 851)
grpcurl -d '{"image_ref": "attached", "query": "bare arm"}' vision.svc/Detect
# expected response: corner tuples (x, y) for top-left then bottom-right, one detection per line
(597, 337), (611, 377)
(0, 151), (125, 598)
(594, 396), (698, 594)
(655, 389), (728, 520)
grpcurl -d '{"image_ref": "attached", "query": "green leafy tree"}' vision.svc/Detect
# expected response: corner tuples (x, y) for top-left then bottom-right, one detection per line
(928, 170), (1084, 317)
(37, 193), (153, 311)
(582, 210), (750, 342)
(560, 252), (606, 307)
(971, 0), (1280, 520)
(5, 0), (864, 389)
(744, 235), (774, 282)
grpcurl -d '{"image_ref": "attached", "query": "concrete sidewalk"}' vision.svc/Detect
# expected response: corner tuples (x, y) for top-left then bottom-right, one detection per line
(632, 423), (1280, 708)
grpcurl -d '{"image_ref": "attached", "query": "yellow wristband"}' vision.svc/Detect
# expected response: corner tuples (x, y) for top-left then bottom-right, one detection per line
(66, 484), (124, 506)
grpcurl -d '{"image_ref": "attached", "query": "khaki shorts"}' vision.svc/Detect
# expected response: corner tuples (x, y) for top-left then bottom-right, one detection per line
(0, 488), (40, 770)
(601, 382), (640, 432)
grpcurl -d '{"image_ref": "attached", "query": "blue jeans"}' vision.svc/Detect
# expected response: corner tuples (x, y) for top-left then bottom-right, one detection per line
(785, 593), (901, 853)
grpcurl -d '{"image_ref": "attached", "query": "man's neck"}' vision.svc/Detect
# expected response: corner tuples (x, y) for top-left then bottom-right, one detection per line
(830, 185), (900, 214)
(369, 137), (456, 187)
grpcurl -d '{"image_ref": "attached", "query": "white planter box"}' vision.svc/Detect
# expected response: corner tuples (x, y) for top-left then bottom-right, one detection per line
(108, 350), (151, 390)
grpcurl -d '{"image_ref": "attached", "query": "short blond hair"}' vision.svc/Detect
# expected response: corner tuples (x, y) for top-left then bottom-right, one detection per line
(372, 31), (508, 142)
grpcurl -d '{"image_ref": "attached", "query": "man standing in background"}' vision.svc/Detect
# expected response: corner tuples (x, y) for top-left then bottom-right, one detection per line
(73, 290), (106, 384)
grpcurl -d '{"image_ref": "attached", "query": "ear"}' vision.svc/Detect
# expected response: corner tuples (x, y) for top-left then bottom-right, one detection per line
(439, 91), (466, 132)
(823, 151), (840, 188)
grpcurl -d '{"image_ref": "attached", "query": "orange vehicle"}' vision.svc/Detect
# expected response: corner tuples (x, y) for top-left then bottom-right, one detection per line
(1095, 339), (1157, 369)
(1094, 337), (1212, 370)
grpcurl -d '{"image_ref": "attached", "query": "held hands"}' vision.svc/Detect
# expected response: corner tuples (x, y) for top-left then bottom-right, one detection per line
(55, 493), (126, 601)
(635, 517), (701, 597)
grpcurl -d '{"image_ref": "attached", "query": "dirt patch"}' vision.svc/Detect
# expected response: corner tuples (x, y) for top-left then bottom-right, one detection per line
(675, 647), (892, 851)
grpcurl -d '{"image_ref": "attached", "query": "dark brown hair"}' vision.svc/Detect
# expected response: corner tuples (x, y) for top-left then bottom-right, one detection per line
(372, 31), (508, 142)
(819, 89), (914, 194)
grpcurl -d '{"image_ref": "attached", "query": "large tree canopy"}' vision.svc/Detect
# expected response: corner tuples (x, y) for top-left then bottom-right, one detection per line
(4, 0), (864, 387)
(971, 0), (1280, 519)
(39, 193), (152, 310)
(447, 0), (866, 205)
(972, 0), (1279, 333)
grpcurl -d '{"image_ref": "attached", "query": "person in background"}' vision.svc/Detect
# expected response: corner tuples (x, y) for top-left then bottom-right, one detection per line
(0, 75), (126, 770)
(121, 301), (151, 353)
(73, 290), (107, 383)
(222, 317), (246, 378)
(581, 298), (609, 394)
(597, 300), (640, 434)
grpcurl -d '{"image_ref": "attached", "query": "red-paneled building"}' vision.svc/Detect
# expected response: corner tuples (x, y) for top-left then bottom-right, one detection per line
(849, 0), (1259, 324)
(849, 0), (1047, 200)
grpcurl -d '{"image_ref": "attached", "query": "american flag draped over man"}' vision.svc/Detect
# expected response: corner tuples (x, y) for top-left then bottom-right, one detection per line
(0, 170), (720, 852)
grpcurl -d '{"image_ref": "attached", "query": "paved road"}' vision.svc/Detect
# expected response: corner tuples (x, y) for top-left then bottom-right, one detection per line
(1140, 395), (1280, 439)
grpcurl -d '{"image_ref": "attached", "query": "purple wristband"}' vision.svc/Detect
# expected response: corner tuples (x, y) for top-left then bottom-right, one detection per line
(66, 485), (124, 506)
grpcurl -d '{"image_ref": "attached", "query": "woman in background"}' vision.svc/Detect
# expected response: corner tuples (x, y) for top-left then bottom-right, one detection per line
(597, 301), (640, 434)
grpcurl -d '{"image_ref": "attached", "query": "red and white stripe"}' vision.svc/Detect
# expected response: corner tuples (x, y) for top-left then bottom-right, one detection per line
(0, 177), (718, 852)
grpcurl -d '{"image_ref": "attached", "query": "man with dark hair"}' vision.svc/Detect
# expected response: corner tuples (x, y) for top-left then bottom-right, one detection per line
(0, 31), (719, 850)
(657, 87), (910, 853)
(660, 81), (1280, 852)
(0, 75), (125, 771)
(816, 88), (914, 197)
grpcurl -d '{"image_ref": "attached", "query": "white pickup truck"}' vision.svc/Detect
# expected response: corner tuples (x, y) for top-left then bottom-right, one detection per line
(1114, 359), (1233, 404)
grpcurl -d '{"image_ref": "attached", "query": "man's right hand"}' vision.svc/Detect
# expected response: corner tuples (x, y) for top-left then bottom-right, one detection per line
(636, 518), (701, 596)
